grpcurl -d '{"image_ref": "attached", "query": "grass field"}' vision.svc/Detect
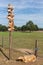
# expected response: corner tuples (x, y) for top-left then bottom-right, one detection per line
(0, 31), (43, 65)
(0, 31), (43, 56)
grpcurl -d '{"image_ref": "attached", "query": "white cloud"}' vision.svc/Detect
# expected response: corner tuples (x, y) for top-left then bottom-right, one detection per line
(0, 0), (43, 27)
(15, 14), (43, 21)
(15, 14), (43, 27)
(0, 13), (43, 27)
(0, 0), (43, 9)
(14, 0), (43, 9)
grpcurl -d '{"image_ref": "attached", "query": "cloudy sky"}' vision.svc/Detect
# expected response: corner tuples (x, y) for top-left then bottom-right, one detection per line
(0, 0), (43, 28)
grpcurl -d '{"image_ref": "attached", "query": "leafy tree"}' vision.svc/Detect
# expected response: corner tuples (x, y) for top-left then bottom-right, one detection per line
(26, 20), (33, 26)
(14, 26), (18, 31)
(17, 27), (21, 31)
(35, 25), (39, 31)
(0, 24), (8, 31)
(26, 21), (34, 31)
(0, 24), (2, 31)
(26, 20), (39, 31)
(21, 25), (27, 31)
(2, 25), (8, 31)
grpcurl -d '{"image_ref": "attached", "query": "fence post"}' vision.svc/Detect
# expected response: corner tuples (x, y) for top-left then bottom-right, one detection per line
(2, 35), (4, 48)
(34, 40), (38, 58)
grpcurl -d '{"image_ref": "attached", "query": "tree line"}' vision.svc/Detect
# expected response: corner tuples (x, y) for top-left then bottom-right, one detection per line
(0, 20), (43, 31)
(15, 20), (39, 32)
(0, 24), (8, 31)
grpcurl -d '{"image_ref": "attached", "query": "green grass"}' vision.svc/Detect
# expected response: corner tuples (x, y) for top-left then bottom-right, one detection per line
(0, 31), (43, 56)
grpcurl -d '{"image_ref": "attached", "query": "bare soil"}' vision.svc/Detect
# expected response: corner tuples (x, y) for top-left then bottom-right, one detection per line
(0, 48), (43, 65)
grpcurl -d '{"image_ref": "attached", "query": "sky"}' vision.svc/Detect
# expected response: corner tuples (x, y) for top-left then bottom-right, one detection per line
(0, 0), (43, 28)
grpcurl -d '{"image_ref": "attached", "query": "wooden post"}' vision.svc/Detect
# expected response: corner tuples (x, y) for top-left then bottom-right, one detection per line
(9, 31), (12, 59)
(34, 40), (38, 58)
(2, 32), (3, 47)
(7, 4), (14, 60)
(2, 35), (4, 48)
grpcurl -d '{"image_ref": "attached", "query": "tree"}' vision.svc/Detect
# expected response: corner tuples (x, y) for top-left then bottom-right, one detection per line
(0, 24), (2, 31)
(26, 20), (33, 26)
(26, 20), (39, 31)
(21, 25), (27, 31)
(26, 21), (34, 31)
(2, 25), (8, 31)
(14, 26), (18, 31)
(17, 27), (21, 31)
(0, 24), (8, 31)
(35, 25), (39, 31)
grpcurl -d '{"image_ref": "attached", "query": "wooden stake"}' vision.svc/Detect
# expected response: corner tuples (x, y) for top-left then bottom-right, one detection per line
(34, 40), (38, 58)
(2, 32), (3, 47)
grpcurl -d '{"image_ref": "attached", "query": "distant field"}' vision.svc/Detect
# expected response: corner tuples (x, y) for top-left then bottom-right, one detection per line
(0, 31), (43, 56)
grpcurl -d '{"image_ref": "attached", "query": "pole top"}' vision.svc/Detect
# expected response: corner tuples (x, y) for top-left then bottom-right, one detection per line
(8, 4), (13, 10)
